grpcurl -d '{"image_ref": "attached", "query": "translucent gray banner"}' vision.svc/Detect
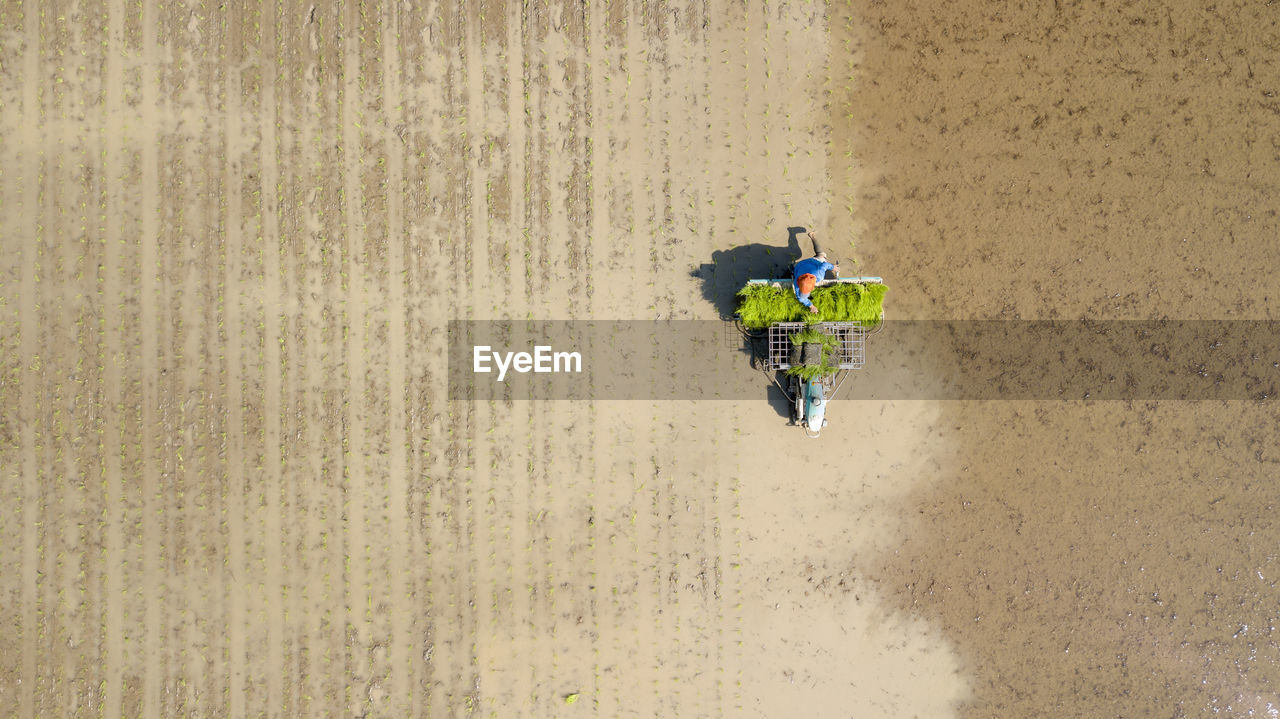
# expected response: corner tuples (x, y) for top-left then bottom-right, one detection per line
(447, 321), (1280, 400)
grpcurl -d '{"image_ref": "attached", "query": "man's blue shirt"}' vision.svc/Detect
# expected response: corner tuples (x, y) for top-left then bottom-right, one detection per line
(792, 258), (834, 307)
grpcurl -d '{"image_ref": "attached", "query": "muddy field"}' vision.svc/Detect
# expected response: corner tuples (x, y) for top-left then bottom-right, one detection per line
(2, 0), (1279, 717)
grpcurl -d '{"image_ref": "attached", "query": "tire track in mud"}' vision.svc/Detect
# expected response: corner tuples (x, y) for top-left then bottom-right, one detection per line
(297, 6), (341, 714)
(154, 10), (185, 712)
(517, 3), (541, 713)
(476, 15), (547, 708)
(51, 3), (97, 713)
(159, 17), (186, 711)
(705, 1), (755, 711)
(209, 11), (238, 706)
(465, 2), (519, 714)
(581, 4), (611, 713)
(316, 96), (351, 717)
(406, 3), (468, 716)
(352, 4), (405, 711)
(273, 60), (298, 714)
(418, 3), (452, 715)
(435, 3), (483, 715)
(29, 6), (56, 710)
(694, 6), (733, 715)
(515, 4), (545, 714)
(651, 4), (714, 713)
(16, 2), (40, 711)
(599, 5), (664, 716)
(137, 4), (164, 714)
(245, 3), (283, 714)
(73, 8), (110, 713)
(582, 7), (620, 715)
(38, 4), (69, 712)
(0, 9), (15, 717)
(576, 2), (612, 712)
(711, 0), (757, 706)
(339, 0), (373, 712)
(399, 3), (445, 714)
(591, 4), (661, 716)
(379, 3), (413, 713)
(634, 4), (667, 710)
(0, 2), (32, 715)
(533, 4), (596, 716)
(313, 5), (353, 713)
(655, 6), (728, 710)
(585, 7), (638, 715)
(484, 5), (538, 714)
(496, 1), (537, 695)
(258, 0), (287, 712)
(99, 1), (130, 715)
(117, 4), (147, 714)
(156, 7), (198, 711)
(221, 2), (249, 714)
(180, 10), (227, 712)
(659, 5), (726, 714)
(633, 4), (679, 714)
(460, 5), (490, 714)
(276, 6), (312, 709)
(297, 6), (336, 710)
(504, 2), (530, 309)
(52, 9), (91, 711)
(551, 2), (598, 713)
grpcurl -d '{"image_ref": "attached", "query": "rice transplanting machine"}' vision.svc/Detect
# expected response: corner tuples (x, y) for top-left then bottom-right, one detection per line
(738, 274), (883, 439)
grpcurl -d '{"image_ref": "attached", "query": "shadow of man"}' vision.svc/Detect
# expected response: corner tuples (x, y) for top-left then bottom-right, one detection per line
(692, 226), (810, 318)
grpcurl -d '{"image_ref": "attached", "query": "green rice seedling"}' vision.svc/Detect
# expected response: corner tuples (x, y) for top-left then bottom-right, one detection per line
(784, 328), (841, 380)
(736, 282), (886, 329)
(786, 361), (837, 381)
(788, 328), (839, 351)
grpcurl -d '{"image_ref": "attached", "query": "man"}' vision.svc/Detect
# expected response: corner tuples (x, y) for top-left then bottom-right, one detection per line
(792, 238), (838, 314)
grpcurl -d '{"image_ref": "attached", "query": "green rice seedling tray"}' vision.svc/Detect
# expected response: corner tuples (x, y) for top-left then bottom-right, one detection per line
(736, 278), (887, 330)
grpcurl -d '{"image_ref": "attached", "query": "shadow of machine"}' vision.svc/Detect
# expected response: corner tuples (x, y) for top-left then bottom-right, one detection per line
(692, 226), (810, 319)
